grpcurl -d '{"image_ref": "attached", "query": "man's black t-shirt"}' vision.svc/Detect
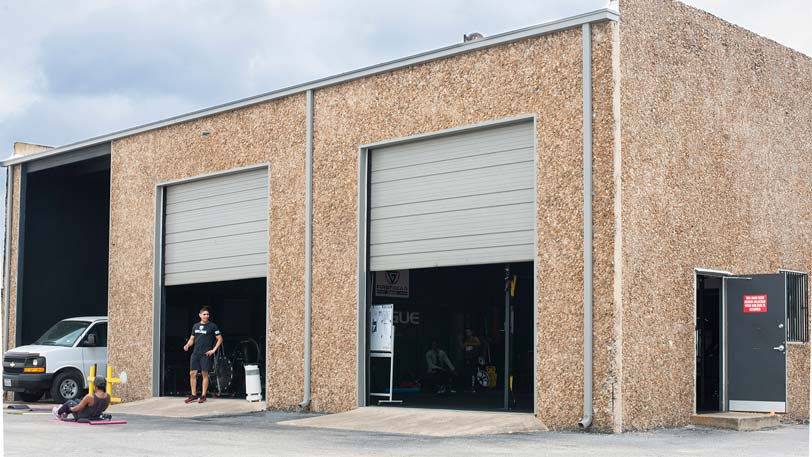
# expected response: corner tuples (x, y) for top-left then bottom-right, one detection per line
(191, 322), (220, 354)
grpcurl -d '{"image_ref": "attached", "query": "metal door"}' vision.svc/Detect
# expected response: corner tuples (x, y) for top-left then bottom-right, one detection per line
(725, 274), (787, 412)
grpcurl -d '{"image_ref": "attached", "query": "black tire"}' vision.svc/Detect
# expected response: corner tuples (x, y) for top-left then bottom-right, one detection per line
(51, 371), (84, 403)
(19, 392), (43, 403)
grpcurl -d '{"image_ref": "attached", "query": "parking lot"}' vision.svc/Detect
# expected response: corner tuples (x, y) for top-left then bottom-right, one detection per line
(3, 409), (809, 456)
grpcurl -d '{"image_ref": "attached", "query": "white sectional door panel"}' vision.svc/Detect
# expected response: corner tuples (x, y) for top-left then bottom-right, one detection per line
(369, 122), (535, 271)
(164, 168), (269, 286)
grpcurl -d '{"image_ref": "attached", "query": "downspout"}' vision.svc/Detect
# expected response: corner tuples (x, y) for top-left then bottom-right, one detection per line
(578, 22), (594, 430)
(3, 166), (13, 353)
(299, 89), (314, 410)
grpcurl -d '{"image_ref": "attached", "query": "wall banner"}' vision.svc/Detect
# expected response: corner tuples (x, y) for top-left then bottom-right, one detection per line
(375, 270), (409, 298)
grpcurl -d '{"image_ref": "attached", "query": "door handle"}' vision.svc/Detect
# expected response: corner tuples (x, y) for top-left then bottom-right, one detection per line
(773, 344), (785, 352)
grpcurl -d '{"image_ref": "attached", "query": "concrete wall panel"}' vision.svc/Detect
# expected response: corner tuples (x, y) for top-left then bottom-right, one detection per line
(311, 25), (618, 430)
(619, 0), (812, 429)
(787, 343), (810, 419)
(3, 165), (21, 350)
(108, 95), (307, 406)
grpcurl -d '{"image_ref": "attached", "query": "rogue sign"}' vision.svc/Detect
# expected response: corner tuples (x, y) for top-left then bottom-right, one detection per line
(743, 294), (767, 313)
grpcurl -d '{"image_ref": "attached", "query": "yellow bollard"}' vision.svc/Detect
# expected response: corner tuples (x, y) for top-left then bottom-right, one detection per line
(88, 364), (97, 385)
(105, 365), (123, 403)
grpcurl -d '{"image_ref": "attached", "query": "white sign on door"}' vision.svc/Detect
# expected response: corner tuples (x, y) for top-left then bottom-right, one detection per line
(375, 270), (409, 298)
(369, 304), (394, 353)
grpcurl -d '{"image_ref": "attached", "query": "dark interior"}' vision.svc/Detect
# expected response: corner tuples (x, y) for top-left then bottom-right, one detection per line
(369, 262), (533, 412)
(19, 156), (110, 345)
(696, 274), (722, 413)
(161, 278), (266, 398)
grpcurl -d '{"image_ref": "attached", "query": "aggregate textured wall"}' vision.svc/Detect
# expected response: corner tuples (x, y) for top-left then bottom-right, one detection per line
(108, 95), (307, 405)
(3, 165), (21, 351)
(310, 24), (619, 430)
(4, 144), (52, 351)
(619, 0), (812, 429)
(787, 343), (810, 419)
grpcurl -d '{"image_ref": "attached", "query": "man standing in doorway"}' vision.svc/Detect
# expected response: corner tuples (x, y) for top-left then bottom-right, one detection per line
(182, 306), (222, 403)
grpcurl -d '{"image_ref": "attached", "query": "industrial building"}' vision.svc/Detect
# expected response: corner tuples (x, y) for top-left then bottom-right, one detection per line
(2, 0), (809, 431)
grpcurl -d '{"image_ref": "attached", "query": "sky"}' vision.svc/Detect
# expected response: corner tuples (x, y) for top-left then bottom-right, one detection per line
(0, 0), (810, 271)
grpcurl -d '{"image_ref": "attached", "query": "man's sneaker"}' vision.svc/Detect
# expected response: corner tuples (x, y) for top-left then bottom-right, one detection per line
(52, 406), (61, 420)
(184, 395), (198, 404)
(198, 396), (207, 404)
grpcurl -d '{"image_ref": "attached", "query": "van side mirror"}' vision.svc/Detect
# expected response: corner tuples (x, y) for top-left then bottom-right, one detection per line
(85, 334), (97, 347)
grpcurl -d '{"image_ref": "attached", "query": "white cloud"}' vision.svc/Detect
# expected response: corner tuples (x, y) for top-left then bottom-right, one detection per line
(0, 0), (807, 154)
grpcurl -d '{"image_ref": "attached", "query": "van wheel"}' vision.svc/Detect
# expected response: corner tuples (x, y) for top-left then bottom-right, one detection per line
(19, 392), (43, 402)
(51, 372), (83, 403)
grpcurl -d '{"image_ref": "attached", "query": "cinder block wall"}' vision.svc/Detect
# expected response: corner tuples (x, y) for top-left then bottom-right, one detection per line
(619, 0), (812, 429)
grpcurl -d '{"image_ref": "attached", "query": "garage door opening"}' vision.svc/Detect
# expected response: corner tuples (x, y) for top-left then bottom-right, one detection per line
(160, 278), (266, 398)
(155, 166), (269, 398)
(368, 262), (533, 412)
(696, 273), (722, 413)
(361, 119), (536, 413)
(18, 155), (110, 345)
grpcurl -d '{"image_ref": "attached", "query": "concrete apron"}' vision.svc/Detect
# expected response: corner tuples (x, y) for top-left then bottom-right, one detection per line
(108, 397), (266, 418)
(689, 412), (782, 431)
(280, 407), (547, 437)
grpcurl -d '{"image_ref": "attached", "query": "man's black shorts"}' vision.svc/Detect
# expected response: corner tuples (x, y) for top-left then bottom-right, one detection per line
(190, 353), (213, 372)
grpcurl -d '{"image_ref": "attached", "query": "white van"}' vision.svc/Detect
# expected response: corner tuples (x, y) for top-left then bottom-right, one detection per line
(3, 316), (107, 403)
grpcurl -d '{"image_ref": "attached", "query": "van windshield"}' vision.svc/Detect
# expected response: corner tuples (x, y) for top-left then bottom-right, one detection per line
(34, 321), (91, 347)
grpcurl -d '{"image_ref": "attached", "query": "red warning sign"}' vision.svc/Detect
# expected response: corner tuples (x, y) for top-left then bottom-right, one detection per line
(743, 294), (767, 313)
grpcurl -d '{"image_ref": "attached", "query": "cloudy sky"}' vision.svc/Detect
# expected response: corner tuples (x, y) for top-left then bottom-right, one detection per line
(0, 0), (809, 255)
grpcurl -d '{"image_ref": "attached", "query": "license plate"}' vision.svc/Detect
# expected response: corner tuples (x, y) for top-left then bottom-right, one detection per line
(4, 379), (11, 387)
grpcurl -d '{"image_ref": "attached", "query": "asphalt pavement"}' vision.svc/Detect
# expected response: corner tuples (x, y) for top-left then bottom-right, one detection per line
(3, 409), (809, 456)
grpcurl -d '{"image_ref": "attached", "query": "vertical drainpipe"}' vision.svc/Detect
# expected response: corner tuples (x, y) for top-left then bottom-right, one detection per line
(299, 89), (314, 410)
(3, 166), (13, 353)
(578, 22), (594, 430)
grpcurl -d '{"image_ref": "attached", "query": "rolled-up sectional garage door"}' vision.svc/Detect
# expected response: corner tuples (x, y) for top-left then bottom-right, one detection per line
(164, 168), (269, 286)
(369, 121), (535, 271)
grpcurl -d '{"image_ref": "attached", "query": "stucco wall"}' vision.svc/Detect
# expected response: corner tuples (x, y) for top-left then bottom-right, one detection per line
(619, 0), (812, 429)
(310, 24), (618, 430)
(108, 95), (307, 406)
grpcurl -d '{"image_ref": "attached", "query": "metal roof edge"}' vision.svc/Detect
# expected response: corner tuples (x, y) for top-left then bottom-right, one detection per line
(1, 7), (618, 167)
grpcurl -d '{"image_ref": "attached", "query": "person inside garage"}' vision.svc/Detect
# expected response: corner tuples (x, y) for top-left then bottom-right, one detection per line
(460, 328), (482, 392)
(182, 306), (223, 403)
(425, 339), (457, 394)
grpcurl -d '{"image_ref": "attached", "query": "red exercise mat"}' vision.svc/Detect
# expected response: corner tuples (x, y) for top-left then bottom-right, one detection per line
(49, 419), (128, 425)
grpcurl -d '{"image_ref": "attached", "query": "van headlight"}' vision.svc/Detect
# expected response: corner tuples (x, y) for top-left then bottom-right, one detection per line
(23, 356), (46, 373)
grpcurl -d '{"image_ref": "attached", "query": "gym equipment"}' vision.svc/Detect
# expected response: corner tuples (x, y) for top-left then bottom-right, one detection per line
(212, 347), (234, 397)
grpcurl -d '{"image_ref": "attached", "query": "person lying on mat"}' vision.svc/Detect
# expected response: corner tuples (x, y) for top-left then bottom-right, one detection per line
(52, 376), (110, 421)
